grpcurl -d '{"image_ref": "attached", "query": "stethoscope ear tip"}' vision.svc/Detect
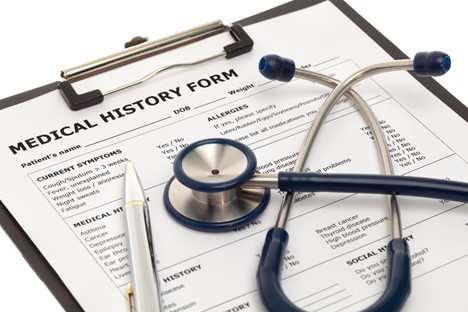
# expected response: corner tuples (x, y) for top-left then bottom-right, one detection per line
(258, 54), (296, 82)
(413, 51), (451, 77)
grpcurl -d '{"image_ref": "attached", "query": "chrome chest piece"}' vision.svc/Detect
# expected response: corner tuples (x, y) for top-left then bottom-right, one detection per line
(163, 138), (270, 231)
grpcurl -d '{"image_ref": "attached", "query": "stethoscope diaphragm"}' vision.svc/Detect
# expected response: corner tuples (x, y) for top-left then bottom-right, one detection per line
(163, 138), (270, 231)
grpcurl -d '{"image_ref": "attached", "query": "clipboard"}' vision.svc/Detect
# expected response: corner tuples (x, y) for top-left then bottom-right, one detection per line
(1, 0), (467, 311)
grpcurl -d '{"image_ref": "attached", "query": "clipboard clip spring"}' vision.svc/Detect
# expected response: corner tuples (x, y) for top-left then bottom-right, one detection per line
(58, 21), (253, 110)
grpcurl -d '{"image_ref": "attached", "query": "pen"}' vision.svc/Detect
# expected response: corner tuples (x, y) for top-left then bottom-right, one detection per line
(124, 161), (162, 311)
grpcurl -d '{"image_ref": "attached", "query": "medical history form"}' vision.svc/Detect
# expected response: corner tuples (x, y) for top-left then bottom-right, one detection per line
(1, 1), (467, 311)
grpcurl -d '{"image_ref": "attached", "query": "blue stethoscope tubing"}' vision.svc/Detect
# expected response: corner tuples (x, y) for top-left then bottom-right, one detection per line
(170, 137), (468, 198)
(163, 51), (455, 311)
(170, 139), (468, 203)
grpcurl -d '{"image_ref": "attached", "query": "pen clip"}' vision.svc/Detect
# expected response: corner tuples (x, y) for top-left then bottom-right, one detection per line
(143, 202), (157, 269)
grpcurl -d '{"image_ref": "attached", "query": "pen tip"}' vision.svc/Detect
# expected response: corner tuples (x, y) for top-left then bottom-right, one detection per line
(126, 161), (135, 171)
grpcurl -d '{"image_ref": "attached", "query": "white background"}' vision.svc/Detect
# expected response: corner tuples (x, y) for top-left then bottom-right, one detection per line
(0, 1), (466, 311)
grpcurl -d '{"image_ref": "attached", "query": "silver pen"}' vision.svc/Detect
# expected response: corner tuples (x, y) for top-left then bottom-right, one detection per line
(124, 161), (162, 311)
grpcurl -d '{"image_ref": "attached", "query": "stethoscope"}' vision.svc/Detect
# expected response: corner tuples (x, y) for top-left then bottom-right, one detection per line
(163, 51), (466, 311)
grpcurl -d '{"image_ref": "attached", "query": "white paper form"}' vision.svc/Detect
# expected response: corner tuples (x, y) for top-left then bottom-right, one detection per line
(1, 1), (468, 311)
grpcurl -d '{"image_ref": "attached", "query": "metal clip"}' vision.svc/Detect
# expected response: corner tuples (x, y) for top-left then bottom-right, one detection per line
(58, 21), (253, 110)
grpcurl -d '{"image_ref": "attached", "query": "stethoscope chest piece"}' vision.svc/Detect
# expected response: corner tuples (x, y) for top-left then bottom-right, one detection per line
(164, 138), (270, 231)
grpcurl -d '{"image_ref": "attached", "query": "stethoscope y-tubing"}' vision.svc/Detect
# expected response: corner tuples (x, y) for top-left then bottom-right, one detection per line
(255, 59), (413, 310)
(257, 228), (410, 312)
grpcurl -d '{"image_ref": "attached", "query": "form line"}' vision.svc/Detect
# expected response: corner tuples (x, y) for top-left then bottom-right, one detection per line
(85, 116), (172, 147)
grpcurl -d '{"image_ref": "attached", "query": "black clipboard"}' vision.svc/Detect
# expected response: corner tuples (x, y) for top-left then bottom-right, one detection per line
(1, 0), (467, 311)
